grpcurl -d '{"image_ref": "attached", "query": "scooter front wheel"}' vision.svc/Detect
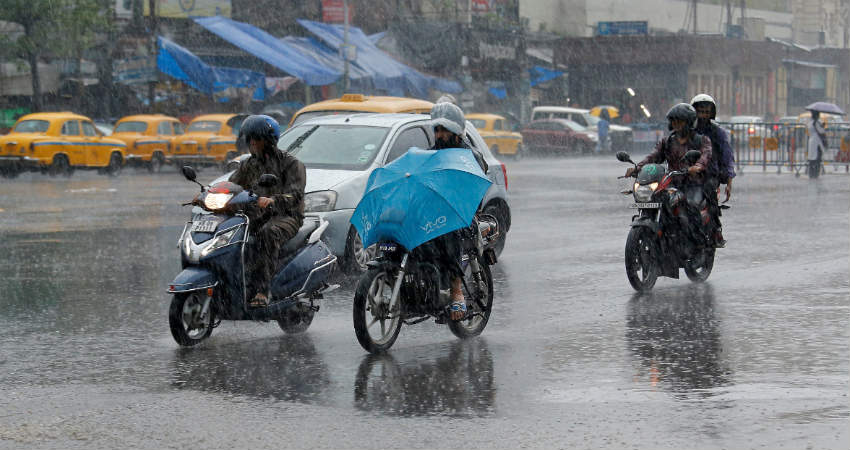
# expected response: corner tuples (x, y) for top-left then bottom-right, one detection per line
(169, 292), (214, 346)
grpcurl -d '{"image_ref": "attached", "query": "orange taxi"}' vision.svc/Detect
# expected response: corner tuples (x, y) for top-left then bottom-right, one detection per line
(111, 114), (185, 172)
(170, 114), (246, 169)
(0, 112), (127, 178)
(466, 113), (524, 159)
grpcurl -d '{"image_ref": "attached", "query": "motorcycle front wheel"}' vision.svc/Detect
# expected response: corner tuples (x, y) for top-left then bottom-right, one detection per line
(625, 227), (658, 292)
(448, 260), (494, 339)
(684, 247), (715, 282)
(353, 268), (402, 353)
(169, 292), (214, 346)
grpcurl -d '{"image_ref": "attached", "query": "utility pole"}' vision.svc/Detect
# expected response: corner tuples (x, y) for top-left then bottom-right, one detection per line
(726, 0), (732, 36)
(692, 0), (698, 34)
(148, 0), (157, 111)
(343, 0), (350, 92)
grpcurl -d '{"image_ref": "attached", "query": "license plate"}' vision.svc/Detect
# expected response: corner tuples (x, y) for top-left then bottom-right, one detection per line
(629, 202), (661, 209)
(191, 220), (218, 233)
(379, 243), (397, 252)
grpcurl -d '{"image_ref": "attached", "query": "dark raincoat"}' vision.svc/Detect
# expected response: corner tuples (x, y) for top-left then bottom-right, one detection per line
(229, 148), (306, 297)
(637, 131), (712, 179)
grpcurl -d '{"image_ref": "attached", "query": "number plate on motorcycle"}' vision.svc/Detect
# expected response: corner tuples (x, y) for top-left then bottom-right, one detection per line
(378, 243), (397, 252)
(629, 202), (661, 209)
(190, 220), (218, 233)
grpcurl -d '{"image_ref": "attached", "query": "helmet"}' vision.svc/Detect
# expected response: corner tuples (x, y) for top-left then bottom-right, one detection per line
(690, 93), (717, 119)
(666, 103), (697, 131)
(239, 114), (281, 145)
(430, 101), (465, 136)
(435, 93), (457, 105)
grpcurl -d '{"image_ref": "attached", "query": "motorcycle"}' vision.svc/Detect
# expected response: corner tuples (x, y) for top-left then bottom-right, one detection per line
(168, 166), (337, 346)
(616, 150), (725, 291)
(352, 214), (500, 353)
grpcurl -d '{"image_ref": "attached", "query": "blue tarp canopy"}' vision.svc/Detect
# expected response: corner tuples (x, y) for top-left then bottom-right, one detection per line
(298, 19), (461, 97)
(193, 16), (341, 86)
(529, 66), (564, 87)
(157, 36), (265, 101)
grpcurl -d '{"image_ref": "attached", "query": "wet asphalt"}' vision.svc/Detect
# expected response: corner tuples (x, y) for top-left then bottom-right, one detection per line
(0, 155), (847, 449)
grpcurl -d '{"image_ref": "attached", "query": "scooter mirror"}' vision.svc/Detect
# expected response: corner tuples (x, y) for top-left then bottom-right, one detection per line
(616, 151), (632, 163)
(258, 173), (278, 187)
(683, 150), (702, 165)
(181, 166), (197, 182)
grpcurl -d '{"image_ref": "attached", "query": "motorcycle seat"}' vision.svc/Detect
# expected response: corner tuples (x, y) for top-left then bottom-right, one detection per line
(279, 218), (319, 256)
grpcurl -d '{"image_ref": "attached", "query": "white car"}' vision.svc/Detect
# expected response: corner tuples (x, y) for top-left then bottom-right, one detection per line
(531, 106), (633, 151)
(728, 115), (768, 138)
(211, 113), (511, 273)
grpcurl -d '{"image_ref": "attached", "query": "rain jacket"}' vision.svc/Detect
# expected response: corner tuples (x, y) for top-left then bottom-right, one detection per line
(695, 121), (736, 184)
(637, 131), (712, 179)
(807, 118), (826, 161)
(229, 148), (307, 226)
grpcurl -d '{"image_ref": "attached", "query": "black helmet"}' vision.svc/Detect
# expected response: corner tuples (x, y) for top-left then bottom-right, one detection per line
(666, 103), (697, 131)
(239, 114), (281, 145)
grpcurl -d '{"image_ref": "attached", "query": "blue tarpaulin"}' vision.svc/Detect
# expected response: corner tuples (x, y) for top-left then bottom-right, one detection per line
(529, 66), (564, 87)
(157, 36), (265, 101)
(194, 16), (341, 86)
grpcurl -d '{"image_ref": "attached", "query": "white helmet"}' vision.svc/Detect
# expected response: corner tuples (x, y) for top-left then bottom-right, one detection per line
(690, 93), (716, 119)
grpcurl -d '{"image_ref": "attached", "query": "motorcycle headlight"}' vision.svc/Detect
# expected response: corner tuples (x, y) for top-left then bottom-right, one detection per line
(204, 193), (233, 210)
(633, 182), (658, 202)
(200, 228), (237, 258)
(304, 190), (337, 212)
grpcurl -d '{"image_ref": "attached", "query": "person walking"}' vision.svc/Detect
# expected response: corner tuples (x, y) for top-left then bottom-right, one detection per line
(807, 111), (827, 179)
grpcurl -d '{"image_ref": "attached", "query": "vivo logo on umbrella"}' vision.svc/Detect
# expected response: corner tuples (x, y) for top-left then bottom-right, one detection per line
(361, 215), (372, 233)
(421, 216), (447, 234)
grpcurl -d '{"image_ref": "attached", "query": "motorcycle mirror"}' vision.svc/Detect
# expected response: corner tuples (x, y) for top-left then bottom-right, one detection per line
(615, 151), (633, 163)
(683, 150), (702, 165)
(258, 173), (278, 187)
(181, 165), (197, 182)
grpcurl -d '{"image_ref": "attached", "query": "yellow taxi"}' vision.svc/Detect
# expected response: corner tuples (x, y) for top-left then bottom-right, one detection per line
(289, 94), (433, 126)
(170, 114), (246, 169)
(111, 114), (185, 172)
(466, 113), (524, 159)
(0, 112), (127, 178)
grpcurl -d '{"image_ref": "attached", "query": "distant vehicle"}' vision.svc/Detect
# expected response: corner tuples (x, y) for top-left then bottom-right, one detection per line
(170, 114), (247, 170)
(111, 114), (185, 172)
(728, 115), (767, 138)
(0, 111), (126, 178)
(214, 113), (511, 274)
(531, 106), (633, 151)
(521, 118), (597, 154)
(289, 94), (434, 127)
(93, 121), (114, 136)
(466, 113), (524, 159)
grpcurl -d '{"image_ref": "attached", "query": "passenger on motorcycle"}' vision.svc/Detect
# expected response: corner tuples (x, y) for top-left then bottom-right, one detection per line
(228, 115), (307, 308)
(691, 93), (735, 247)
(625, 103), (713, 241)
(422, 101), (487, 321)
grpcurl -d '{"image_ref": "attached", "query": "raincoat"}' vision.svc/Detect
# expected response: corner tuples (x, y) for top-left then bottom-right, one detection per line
(229, 148), (306, 296)
(807, 118), (826, 161)
(695, 121), (735, 184)
(636, 131), (712, 179)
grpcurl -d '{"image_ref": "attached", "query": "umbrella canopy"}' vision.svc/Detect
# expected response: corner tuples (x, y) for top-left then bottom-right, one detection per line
(805, 102), (846, 115)
(590, 105), (620, 119)
(350, 147), (492, 251)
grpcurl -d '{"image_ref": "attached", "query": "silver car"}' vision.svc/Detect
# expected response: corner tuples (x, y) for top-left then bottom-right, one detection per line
(212, 113), (511, 273)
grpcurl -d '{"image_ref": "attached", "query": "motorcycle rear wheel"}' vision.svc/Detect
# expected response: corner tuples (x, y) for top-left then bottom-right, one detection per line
(625, 227), (658, 292)
(684, 248), (715, 282)
(448, 260), (494, 339)
(169, 292), (214, 346)
(353, 268), (402, 353)
(277, 308), (315, 334)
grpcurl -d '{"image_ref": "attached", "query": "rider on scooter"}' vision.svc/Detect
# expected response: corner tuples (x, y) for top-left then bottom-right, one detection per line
(228, 115), (306, 308)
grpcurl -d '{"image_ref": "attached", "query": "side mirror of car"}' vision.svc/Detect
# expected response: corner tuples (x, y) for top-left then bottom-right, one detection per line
(616, 151), (633, 164)
(258, 173), (278, 187)
(181, 165), (197, 182)
(683, 149), (702, 165)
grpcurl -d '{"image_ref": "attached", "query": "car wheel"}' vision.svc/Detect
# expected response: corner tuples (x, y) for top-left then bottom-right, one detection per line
(148, 153), (164, 173)
(344, 226), (377, 275)
(106, 152), (123, 177)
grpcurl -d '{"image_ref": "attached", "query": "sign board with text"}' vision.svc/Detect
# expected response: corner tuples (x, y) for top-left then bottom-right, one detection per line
(596, 21), (648, 36)
(322, 0), (354, 23)
(116, 0), (231, 19)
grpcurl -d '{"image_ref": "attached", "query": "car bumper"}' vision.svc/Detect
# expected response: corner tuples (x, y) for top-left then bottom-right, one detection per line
(305, 209), (354, 257)
(0, 155), (40, 168)
(168, 155), (216, 165)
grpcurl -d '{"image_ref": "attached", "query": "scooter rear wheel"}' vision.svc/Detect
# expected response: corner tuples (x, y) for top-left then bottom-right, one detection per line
(277, 308), (315, 334)
(625, 227), (658, 292)
(169, 292), (213, 346)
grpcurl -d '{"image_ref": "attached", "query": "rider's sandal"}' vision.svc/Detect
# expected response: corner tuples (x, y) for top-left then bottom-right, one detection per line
(449, 300), (467, 321)
(249, 294), (269, 308)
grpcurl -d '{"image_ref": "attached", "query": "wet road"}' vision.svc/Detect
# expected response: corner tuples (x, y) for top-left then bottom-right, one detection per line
(1, 158), (848, 449)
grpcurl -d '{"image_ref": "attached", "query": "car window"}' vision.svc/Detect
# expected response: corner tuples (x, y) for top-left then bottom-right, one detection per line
(114, 121), (148, 133)
(493, 120), (503, 131)
(61, 120), (80, 136)
(187, 121), (222, 133)
(13, 120), (49, 133)
(158, 121), (172, 135)
(279, 124), (391, 170)
(562, 120), (586, 132)
(386, 127), (430, 163)
(468, 119), (486, 129)
(173, 122), (185, 135)
(81, 121), (97, 137)
(571, 115), (589, 127)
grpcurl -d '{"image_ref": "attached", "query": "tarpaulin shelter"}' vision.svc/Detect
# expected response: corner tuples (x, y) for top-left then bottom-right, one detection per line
(157, 36), (265, 101)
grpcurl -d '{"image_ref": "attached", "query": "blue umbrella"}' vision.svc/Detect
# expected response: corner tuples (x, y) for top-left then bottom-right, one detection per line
(805, 102), (846, 115)
(351, 147), (492, 251)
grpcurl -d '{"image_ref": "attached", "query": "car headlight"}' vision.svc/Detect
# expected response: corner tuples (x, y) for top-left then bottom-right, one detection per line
(633, 182), (658, 202)
(204, 193), (233, 210)
(200, 228), (238, 258)
(304, 190), (337, 212)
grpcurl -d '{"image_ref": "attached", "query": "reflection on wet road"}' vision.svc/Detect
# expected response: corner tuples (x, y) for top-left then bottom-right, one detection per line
(0, 162), (847, 449)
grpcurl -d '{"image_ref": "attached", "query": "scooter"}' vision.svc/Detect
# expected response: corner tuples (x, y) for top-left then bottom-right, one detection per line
(168, 166), (337, 346)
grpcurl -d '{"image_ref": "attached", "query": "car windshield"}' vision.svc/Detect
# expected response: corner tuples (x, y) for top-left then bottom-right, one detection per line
(583, 113), (600, 126)
(187, 121), (222, 132)
(278, 124), (390, 170)
(468, 119), (487, 129)
(13, 120), (49, 133)
(292, 110), (361, 126)
(114, 121), (147, 133)
(562, 120), (587, 132)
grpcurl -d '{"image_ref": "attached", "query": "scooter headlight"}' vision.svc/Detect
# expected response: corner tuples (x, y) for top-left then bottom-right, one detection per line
(633, 182), (658, 202)
(204, 193), (234, 210)
(200, 228), (238, 258)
